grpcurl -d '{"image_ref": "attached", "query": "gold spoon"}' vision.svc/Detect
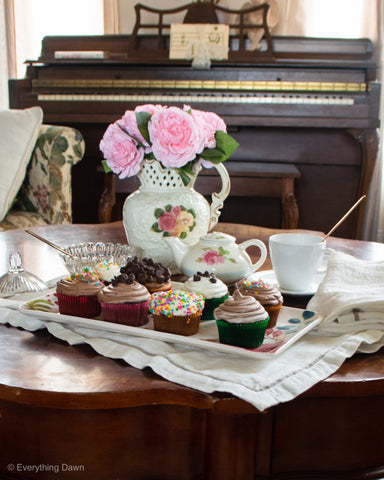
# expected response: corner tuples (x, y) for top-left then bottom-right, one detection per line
(25, 230), (78, 259)
(322, 195), (366, 242)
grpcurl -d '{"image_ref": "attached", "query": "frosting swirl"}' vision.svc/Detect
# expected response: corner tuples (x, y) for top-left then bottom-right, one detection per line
(98, 280), (150, 304)
(57, 271), (104, 296)
(93, 261), (121, 282)
(238, 279), (283, 306)
(184, 271), (228, 299)
(149, 290), (205, 317)
(213, 289), (268, 324)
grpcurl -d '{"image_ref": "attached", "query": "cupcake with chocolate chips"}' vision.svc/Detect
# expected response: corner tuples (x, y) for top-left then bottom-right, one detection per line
(120, 257), (172, 293)
(183, 271), (229, 320)
(98, 273), (150, 326)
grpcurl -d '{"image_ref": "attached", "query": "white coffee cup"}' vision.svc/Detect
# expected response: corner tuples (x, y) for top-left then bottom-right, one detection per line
(269, 233), (333, 292)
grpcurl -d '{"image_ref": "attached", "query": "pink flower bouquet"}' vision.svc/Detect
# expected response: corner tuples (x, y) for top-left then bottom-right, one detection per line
(100, 104), (239, 185)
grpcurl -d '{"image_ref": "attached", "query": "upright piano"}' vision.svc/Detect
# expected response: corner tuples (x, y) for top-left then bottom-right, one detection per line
(9, 21), (381, 238)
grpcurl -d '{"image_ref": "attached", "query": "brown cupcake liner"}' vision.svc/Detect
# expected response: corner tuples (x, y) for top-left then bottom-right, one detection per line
(152, 313), (201, 336)
(263, 304), (282, 329)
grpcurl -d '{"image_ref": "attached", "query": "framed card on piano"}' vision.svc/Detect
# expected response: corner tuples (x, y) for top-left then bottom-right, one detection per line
(169, 23), (229, 61)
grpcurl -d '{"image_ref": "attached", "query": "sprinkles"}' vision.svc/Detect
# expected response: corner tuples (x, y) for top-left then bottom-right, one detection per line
(149, 290), (205, 317)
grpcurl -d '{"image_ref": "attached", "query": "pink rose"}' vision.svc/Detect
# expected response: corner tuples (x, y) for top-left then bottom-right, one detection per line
(202, 250), (225, 265)
(187, 107), (227, 168)
(135, 104), (166, 116)
(120, 110), (149, 147)
(171, 206), (181, 216)
(158, 211), (177, 232)
(148, 107), (202, 168)
(99, 123), (144, 179)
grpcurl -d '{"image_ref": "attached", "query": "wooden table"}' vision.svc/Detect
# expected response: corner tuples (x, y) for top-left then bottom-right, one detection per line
(1, 222), (384, 480)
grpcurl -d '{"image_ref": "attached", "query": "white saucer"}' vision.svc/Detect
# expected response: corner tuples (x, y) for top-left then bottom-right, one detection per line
(251, 270), (325, 296)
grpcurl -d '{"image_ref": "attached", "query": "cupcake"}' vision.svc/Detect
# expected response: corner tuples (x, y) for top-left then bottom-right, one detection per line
(183, 271), (229, 320)
(213, 289), (269, 348)
(237, 279), (283, 328)
(120, 257), (172, 293)
(149, 290), (205, 336)
(56, 270), (104, 318)
(93, 261), (121, 284)
(98, 273), (150, 326)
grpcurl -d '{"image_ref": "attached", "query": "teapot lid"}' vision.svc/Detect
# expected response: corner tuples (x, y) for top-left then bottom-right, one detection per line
(201, 232), (235, 243)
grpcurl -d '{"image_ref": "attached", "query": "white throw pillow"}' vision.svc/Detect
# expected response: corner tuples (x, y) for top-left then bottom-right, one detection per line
(0, 106), (43, 221)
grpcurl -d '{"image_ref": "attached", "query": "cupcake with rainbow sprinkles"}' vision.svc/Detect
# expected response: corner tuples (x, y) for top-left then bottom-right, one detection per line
(149, 290), (205, 336)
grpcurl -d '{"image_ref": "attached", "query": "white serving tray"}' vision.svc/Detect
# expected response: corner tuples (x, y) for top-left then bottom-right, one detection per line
(18, 292), (321, 360)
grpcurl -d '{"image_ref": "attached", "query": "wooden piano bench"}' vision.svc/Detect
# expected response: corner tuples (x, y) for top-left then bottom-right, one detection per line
(196, 162), (301, 229)
(99, 162), (301, 229)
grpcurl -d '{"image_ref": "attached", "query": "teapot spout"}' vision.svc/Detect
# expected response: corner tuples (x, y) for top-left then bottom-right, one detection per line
(163, 237), (191, 270)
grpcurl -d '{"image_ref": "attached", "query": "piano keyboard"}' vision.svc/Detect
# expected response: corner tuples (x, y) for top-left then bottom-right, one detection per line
(37, 93), (354, 105)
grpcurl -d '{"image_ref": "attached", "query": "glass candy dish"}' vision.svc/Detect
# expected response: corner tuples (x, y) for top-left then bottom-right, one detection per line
(59, 242), (140, 274)
(0, 251), (48, 297)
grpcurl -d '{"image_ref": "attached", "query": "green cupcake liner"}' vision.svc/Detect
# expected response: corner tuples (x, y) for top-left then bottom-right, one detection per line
(216, 318), (269, 349)
(201, 294), (229, 320)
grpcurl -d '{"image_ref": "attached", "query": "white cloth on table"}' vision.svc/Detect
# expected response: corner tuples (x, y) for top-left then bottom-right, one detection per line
(307, 251), (384, 335)
(1, 287), (383, 411)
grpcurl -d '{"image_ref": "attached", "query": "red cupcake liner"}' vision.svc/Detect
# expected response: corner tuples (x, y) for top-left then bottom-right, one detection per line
(100, 301), (149, 326)
(56, 292), (101, 318)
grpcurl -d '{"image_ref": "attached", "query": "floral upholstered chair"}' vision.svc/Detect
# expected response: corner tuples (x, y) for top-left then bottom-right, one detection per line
(0, 124), (85, 231)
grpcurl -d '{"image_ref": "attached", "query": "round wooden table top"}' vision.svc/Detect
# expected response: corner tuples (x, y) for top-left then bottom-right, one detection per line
(1, 222), (384, 411)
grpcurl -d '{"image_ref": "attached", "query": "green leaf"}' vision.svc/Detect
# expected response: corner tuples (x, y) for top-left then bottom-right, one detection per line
(154, 208), (164, 219)
(165, 204), (173, 212)
(215, 130), (239, 157)
(136, 111), (151, 144)
(200, 147), (227, 164)
(200, 131), (239, 164)
(177, 167), (192, 186)
(102, 160), (112, 173)
(151, 222), (162, 232)
(180, 231), (187, 239)
(187, 208), (196, 218)
(163, 231), (171, 237)
(218, 246), (229, 256)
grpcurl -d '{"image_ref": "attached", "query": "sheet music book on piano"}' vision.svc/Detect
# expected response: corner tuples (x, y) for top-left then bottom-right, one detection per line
(169, 23), (229, 60)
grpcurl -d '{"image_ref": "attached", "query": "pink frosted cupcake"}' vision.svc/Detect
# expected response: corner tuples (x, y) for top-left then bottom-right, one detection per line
(56, 270), (104, 318)
(97, 273), (150, 326)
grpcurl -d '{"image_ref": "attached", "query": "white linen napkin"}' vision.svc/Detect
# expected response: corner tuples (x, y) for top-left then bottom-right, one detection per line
(1, 299), (384, 412)
(307, 251), (384, 335)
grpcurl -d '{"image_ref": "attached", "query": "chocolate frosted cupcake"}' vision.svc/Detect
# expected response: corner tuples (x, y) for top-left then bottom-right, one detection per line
(183, 271), (229, 320)
(56, 270), (104, 318)
(213, 289), (269, 348)
(98, 273), (150, 326)
(120, 257), (172, 293)
(238, 279), (283, 328)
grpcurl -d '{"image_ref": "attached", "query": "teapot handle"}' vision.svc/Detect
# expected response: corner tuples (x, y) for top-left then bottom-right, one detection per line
(208, 163), (231, 231)
(239, 239), (268, 274)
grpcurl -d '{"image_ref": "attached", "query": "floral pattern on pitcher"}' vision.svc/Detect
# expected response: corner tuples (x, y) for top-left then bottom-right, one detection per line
(151, 204), (196, 239)
(196, 246), (237, 265)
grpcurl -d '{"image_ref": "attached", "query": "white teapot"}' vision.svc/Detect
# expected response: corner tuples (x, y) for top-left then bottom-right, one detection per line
(164, 231), (267, 285)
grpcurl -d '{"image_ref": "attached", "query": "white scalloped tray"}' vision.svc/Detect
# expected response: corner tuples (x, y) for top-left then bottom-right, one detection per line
(18, 292), (321, 359)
